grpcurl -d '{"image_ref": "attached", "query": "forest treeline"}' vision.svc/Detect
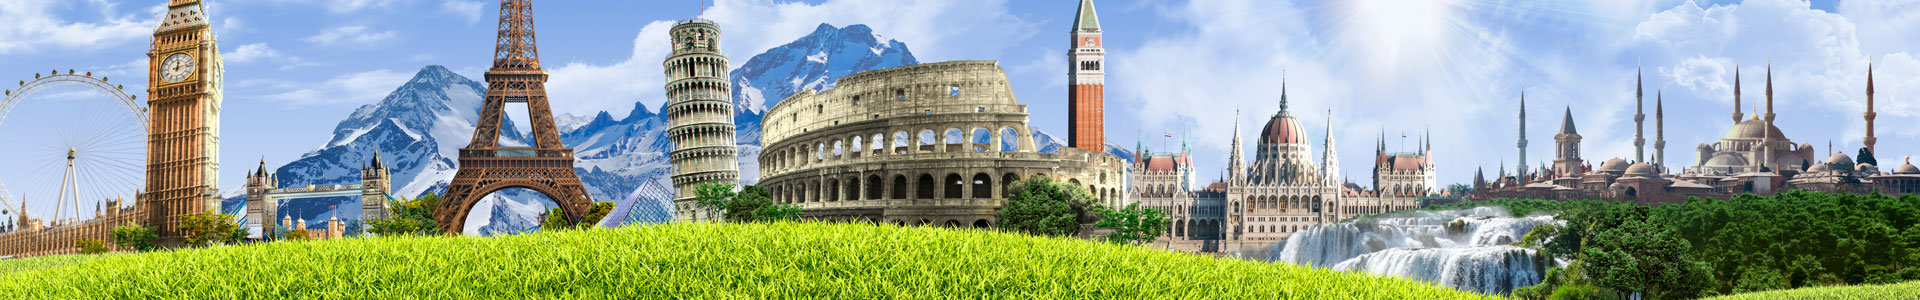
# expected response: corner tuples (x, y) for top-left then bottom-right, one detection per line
(1431, 190), (1920, 299)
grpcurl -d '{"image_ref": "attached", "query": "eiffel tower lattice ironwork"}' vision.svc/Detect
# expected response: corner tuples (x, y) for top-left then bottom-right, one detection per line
(435, 0), (594, 234)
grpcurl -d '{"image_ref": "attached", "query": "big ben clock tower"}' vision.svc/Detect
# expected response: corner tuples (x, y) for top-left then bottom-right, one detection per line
(146, 0), (223, 245)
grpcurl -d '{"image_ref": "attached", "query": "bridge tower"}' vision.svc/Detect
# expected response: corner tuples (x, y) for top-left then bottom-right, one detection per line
(435, 0), (595, 234)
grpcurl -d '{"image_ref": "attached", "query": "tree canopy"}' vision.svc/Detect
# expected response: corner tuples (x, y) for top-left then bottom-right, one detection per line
(999, 175), (1100, 237)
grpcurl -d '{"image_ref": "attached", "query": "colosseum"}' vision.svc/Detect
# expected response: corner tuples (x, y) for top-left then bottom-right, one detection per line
(758, 61), (1128, 227)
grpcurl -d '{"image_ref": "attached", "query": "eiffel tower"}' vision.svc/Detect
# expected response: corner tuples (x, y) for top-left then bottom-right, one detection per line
(435, 0), (594, 234)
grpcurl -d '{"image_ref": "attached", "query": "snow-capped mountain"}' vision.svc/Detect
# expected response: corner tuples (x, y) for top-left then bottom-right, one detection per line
(731, 23), (920, 145)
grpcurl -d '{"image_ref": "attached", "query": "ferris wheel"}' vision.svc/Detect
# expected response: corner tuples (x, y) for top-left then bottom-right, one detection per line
(0, 69), (147, 225)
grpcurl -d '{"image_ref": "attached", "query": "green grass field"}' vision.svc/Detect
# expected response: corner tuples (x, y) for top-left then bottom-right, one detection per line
(0, 222), (1495, 299)
(1707, 281), (1920, 300)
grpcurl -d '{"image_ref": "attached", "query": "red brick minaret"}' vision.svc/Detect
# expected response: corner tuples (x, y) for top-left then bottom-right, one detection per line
(1068, 0), (1105, 151)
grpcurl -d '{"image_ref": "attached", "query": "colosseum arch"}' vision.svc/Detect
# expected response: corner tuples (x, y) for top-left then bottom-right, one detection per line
(972, 173), (992, 198)
(825, 178), (840, 202)
(845, 176), (861, 201)
(944, 173), (964, 199)
(866, 174), (884, 200)
(971, 128), (991, 152)
(832, 140), (844, 159)
(1000, 128), (1019, 152)
(893, 131), (910, 154)
(945, 128), (964, 144)
(891, 174), (909, 199)
(1002, 173), (1020, 197)
(916, 174), (936, 199)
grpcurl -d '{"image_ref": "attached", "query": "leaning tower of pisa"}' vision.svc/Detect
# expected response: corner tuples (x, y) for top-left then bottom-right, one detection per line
(664, 18), (738, 222)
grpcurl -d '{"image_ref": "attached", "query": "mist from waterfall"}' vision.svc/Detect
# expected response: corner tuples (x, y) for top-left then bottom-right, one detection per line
(1263, 207), (1560, 295)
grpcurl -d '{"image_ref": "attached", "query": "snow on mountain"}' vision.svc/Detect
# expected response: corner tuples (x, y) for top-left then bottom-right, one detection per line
(729, 23), (919, 146)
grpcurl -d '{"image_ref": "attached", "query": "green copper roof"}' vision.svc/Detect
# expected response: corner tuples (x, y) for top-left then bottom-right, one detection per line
(1074, 0), (1101, 31)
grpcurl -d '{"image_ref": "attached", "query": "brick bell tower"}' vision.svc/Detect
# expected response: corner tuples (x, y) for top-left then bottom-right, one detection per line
(147, 0), (224, 246)
(1068, 0), (1105, 152)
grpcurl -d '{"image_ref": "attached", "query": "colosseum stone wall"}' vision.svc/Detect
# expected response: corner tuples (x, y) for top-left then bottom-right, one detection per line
(758, 61), (1127, 227)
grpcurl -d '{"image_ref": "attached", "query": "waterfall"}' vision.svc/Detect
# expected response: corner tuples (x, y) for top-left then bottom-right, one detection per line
(1263, 207), (1559, 295)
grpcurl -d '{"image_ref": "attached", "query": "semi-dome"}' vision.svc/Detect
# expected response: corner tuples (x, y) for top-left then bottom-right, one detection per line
(1705, 153), (1749, 168)
(1625, 162), (1658, 177)
(1259, 110), (1310, 145)
(1895, 158), (1920, 174)
(1723, 119), (1787, 140)
(1599, 157), (1630, 172)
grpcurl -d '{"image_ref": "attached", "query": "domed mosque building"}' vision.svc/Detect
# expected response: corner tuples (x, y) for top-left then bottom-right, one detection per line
(1478, 62), (1917, 204)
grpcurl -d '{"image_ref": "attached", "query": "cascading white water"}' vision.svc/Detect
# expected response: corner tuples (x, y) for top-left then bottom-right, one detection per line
(1263, 207), (1559, 295)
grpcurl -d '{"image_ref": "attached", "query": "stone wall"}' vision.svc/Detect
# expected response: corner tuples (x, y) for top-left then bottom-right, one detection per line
(759, 61), (1128, 227)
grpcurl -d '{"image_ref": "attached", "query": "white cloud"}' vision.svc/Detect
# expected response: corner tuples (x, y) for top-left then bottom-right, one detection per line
(543, 0), (1036, 118)
(0, 0), (158, 54)
(304, 26), (399, 45)
(223, 43), (283, 63)
(259, 0), (401, 14)
(260, 69), (412, 106)
(222, 43), (319, 70)
(442, 1), (485, 24)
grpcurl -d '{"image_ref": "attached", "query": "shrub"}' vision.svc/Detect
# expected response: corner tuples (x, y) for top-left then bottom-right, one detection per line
(74, 239), (108, 255)
(109, 225), (157, 252)
(999, 175), (1099, 237)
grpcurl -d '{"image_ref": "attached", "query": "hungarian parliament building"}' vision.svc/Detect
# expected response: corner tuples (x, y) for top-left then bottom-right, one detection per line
(1124, 86), (1433, 254)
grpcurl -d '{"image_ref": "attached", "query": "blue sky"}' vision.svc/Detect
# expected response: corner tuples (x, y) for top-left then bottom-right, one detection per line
(1, 0), (1917, 209)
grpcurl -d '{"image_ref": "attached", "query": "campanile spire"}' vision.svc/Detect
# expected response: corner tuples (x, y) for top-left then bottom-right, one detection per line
(1067, 0), (1106, 152)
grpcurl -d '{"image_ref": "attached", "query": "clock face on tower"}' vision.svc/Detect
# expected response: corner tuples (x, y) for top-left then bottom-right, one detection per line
(161, 53), (195, 83)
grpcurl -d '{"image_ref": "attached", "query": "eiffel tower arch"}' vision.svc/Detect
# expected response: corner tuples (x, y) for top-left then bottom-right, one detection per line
(434, 0), (594, 234)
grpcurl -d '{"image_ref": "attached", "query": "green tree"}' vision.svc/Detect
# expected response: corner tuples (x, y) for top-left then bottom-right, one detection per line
(74, 239), (109, 254)
(1093, 203), (1169, 245)
(692, 182), (802, 223)
(178, 209), (243, 247)
(1857, 147), (1878, 166)
(999, 175), (1099, 237)
(368, 194), (443, 236)
(109, 224), (158, 252)
(285, 228), (311, 241)
(1581, 216), (1713, 299)
(539, 201), (618, 231)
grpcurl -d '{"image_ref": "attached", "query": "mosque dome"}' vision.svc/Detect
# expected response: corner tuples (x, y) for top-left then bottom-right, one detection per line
(1599, 157), (1630, 172)
(1259, 110), (1309, 145)
(1625, 162), (1658, 177)
(1808, 163), (1831, 172)
(1895, 158), (1920, 174)
(1723, 119), (1786, 140)
(1825, 152), (1855, 169)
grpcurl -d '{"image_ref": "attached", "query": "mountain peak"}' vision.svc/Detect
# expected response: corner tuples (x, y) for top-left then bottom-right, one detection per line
(728, 23), (919, 121)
